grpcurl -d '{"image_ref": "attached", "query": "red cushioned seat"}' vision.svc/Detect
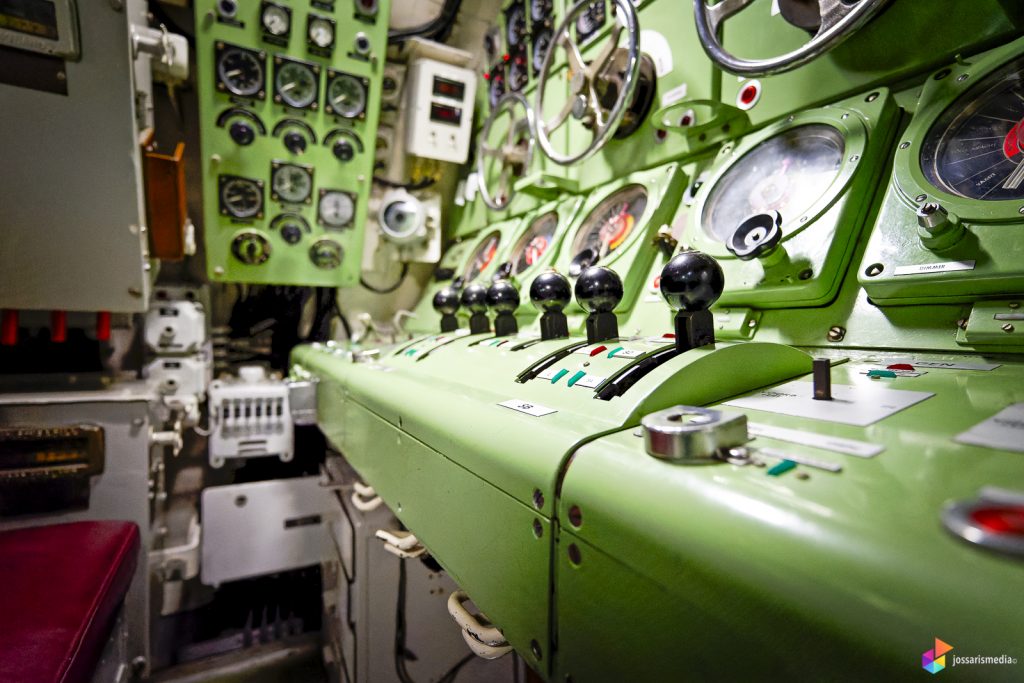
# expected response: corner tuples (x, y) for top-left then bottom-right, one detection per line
(0, 521), (140, 683)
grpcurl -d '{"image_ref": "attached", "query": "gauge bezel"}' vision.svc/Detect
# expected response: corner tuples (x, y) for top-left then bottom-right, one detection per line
(270, 213), (311, 245)
(230, 230), (272, 265)
(260, 1), (291, 38)
(689, 108), (867, 260)
(309, 239), (344, 270)
(379, 189), (426, 242)
(306, 14), (336, 51)
(218, 174), (265, 220)
(562, 184), (652, 275)
(214, 43), (266, 100)
(325, 70), (369, 119)
(507, 208), (564, 280)
(273, 56), (320, 110)
(270, 161), (314, 205)
(460, 229), (504, 283)
(318, 189), (357, 229)
(895, 43), (1024, 222)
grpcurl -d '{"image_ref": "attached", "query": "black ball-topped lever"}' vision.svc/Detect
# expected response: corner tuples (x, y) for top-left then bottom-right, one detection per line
(660, 250), (725, 354)
(529, 270), (571, 341)
(575, 266), (624, 345)
(486, 279), (520, 337)
(432, 287), (461, 333)
(461, 283), (491, 335)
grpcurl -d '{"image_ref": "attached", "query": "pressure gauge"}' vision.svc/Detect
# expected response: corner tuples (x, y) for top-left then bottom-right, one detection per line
(379, 189), (426, 244)
(271, 163), (313, 204)
(308, 15), (335, 50)
(462, 231), (501, 282)
(511, 211), (558, 275)
(219, 176), (263, 219)
(216, 45), (264, 98)
(310, 239), (344, 269)
(274, 59), (319, 109)
(319, 190), (356, 229)
(506, 4), (526, 48)
(326, 72), (367, 118)
(569, 185), (647, 276)
(261, 3), (290, 37)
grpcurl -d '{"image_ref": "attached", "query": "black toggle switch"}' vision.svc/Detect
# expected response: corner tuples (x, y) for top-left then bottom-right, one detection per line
(461, 283), (490, 335)
(332, 138), (355, 162)
(283, 131), (307, 155)
(486, 280), (520, 337)
(659, 250), (724, 354)
(575, 266), (623, 345)
(530, 270), (571, 341)
(432, 286), (461, 333)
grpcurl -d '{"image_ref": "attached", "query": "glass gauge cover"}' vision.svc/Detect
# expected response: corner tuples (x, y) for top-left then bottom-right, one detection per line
(275, 60), (318, 109)
(531, 0), (553, 23)
(921, 56), (1024, 201)
(271, 164), (313, 204)
(511, 212), (558, 275)
(532, 29), (552, 75)
(381, 198), (423, 239)
(217, 47), (264, 98)
(488, 69), (507, 109)
(310, 239), (343, 269)
(326, 73), (367, 118)
(509, 50), (528, 91)
(220, 176), (263, 219)
(462, 231), (502, 282)
(319, 190), (356, 229)
(506, 4), (526, 48)
(702, 124), (845, 243)
(308, 16), (335, 49)
(575, 1), (606, 43)
(569, 185), (647, 276)
(261, 3), (290, 36)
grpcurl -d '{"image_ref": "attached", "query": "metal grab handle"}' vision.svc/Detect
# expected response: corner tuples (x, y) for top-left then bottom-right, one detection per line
(351, 482), (383, 512)
(374, 529), (425, 559)
(446, 591), (508, 648)
(460, 629), (514, 660)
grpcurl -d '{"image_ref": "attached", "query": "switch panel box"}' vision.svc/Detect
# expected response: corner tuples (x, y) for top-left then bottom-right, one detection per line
(404, 59), (477, 163)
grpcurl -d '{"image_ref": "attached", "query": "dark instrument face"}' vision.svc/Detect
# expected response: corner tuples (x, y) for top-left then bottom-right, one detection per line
(921, 56), (1024, 201)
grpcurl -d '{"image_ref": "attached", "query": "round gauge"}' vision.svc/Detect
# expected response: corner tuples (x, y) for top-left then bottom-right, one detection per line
(216, 47), (264, 98)
(319, 190), (355, 229)
(575, 2), (606, 41)
(568, 185), (648, 276)
(271, 164), (313, 204)
(701, 124), (845, 244)
(380, 191), (425, 242)
(220, 176), (263, 219)
(532, 29), (552, 74)
(310, 239), (343, 269)
(462, 231), (502, 282)
(275, 60), (317, 109)
(231, 231), (271, 265)
(921, 57), (1024, 201)
(326, 73), (367, 118)
(489, 70), (506, 109)
(261, 4), (290, 36)
(271, 213), (309, 244)
(511, 212), (558, 275)
(531, 0), (552, 23)
(308, 16), (335, 49)
(509, 55), (528, 91)
(506, 5), (526, 48)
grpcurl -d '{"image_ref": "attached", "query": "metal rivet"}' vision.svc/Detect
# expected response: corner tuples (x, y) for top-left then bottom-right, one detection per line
(915, 194), (927, 202)
(865, 92), (879, 102)
(799, 268), (813, 280)
(841, 113), (849, 119)
(1018, 206), (1024, 215)
(532, 489), (544, 509)
(532, 519), (543, 538)
(957, 73), (969, 82)
(849, 155), (859, 162)
(864, 263), (884, 277)
(796, 472), (810, 480)
(1002, 323), (1015, 333)
(957, 319), (968, 330)
(567, 543), (582, 565)
(1010, 302), (1021, 309)
(827, 326), (846, 342)
(531, 640), (543, 660)
(568, 505), (583, 528)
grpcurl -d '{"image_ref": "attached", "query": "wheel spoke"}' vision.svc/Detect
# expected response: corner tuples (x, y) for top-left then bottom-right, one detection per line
(558, 29), (586, 75)
(816, 0), (855, 33)
(481, 144), (502, 158)
(586, 23), (623, 80)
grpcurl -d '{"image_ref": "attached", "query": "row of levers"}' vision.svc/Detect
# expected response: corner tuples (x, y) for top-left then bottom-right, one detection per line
(5, 0), (1024, 681)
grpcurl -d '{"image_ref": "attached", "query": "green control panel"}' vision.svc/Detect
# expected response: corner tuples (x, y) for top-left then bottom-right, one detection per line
(196, 0), (389, 286)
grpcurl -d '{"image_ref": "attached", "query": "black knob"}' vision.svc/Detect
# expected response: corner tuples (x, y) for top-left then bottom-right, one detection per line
(461, 283), (490, 334)
(575, 266), (622, 344)
(433, 286), (460, 333)
(281, 224), (303, 244)
(660, 250), (725, 312)
(727, 211), (782, 261)
(660, 250), (724, 354)
(283, 131), (307, 155)
(229, 121), (255, 146)
(487, 280), (520, 336)
(574, 266), (623, 314)
(332, 138), (355, 162)
(530, 270), (571, 340)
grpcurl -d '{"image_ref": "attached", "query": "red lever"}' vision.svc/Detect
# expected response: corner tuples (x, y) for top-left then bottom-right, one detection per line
(96, 311), (111, 342)
(51, 311), (67, 343)
(1, 310), (17, 346)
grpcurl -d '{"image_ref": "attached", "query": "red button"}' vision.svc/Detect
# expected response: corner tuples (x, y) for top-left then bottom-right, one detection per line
(739, 83), (759, 106)
(970, 506), (1024, 535)
(589, 345), (607, 357)
(887, 363), (914, 371)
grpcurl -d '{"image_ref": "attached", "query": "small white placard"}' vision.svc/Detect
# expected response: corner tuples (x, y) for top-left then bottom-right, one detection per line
(748, 422), (884, 458)
(498, 399), (557, 417)
(660, 82), (689, 108)
(893, 260), (975, 276)
(537, 367), (558, 381)
(882, 358), (1000, 371)
(955, 403), (1024, 453)
(612, 348), (643, 359)
(725, 381), (934, 427)
(574, 375), (605, 389)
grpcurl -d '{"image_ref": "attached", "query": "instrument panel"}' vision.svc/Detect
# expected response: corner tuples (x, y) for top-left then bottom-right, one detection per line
(197, 0), (389, 286)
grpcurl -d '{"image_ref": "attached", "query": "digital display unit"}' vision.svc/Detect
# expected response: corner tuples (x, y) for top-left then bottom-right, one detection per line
(430, 102), (462, 126)
(432, 75), (466, 101)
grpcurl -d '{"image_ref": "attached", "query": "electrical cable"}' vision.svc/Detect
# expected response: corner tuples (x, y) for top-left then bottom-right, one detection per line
(360, 263), (410, 295)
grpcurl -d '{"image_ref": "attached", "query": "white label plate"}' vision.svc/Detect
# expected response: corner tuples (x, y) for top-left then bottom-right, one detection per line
(660, 82), (689, 108)
(725, 380), (934, 427)
(499, 399), (557, 417)
(748, 422), (884, 458)
(574, 375), (605, 388)
(955, 403), (1024, 453)
(893, 260), (975, 276)
(612, 348), (643, 359)
(537, 367), (558, 381)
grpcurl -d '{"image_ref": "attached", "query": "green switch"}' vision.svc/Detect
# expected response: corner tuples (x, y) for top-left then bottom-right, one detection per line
(551, 369), (569, 384)
(768, 460), (797, 476)
(567, 371), (586, 387)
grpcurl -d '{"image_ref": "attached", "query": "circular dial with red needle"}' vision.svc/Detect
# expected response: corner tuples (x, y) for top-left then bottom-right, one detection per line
(511, 212), (558, 275)
(568, 184), (647, 276)
(921, 56), (1024, 201)
(462, 231), (502, 283)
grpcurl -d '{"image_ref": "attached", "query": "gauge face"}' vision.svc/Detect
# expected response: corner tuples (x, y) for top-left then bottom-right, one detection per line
(261, 3), (290, 36)
(921, 57), (1024, 201)
(702, 124), (845, 244)
(216, 46), (264, 98)
(271, 213), (310, 244)
(275, 60), (318, 109)
(326, 72), (367, 118)
(462, 231), (502, 282)
(511, 212), (558, 275)
(531, 0), (552, 22)
(506, 4), (526, 48)
(509, 50), (528, 92)
(308, 16), (335, 49)
(231, 231), (271, 265)
(310, 239), (343, 269)
(569, 185), (647, 276)
(381, 198), (423, 239)
(319, 190), (355, 229)
(220, 176), (263, 219)
(488, 68), (506, 109)
(532, 29), (552, 75)
(271, 163), (313, 203)
(575, 1), (606, 43)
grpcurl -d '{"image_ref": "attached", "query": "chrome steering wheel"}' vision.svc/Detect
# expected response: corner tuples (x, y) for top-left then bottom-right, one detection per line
(476, 92), (535, 211)
(694, 0), (892, 77)
(535, 0), (641, 166)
